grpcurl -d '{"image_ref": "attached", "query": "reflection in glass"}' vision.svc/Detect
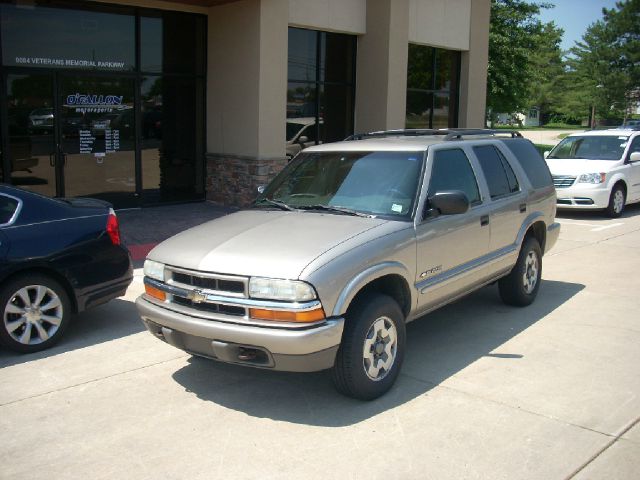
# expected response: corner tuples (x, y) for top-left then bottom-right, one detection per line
(59, 76), (136, 206)
(406, 44), (460, 129)
(141, 13), (206, 75)
(288, 28), (317, 82)
(6, 74), (56, 197)
(286, 28), (356, 154)
(0, 3), (135, 71)
(141, 76), (204, 203)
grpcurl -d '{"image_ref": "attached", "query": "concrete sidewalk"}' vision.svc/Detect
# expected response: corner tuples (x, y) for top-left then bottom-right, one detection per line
(1, 206), (639, 479)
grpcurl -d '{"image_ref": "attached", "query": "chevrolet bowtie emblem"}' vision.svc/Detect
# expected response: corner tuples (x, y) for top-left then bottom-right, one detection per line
(188, 290), (207, 304)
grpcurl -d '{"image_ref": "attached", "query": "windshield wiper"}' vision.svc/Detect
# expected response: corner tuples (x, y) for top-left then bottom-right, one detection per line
(297, 204), (374, 218)
(254, 198), (297, 211)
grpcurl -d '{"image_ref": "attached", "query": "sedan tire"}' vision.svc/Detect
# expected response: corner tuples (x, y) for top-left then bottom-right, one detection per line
(0, 274), (71, 353)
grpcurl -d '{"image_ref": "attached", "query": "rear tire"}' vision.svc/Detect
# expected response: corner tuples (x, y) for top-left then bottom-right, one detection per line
(498, 236), (542, 307)
(0, 274), (71, 353)
(332, 294), (406, 400)
(605, 184), (625, 218)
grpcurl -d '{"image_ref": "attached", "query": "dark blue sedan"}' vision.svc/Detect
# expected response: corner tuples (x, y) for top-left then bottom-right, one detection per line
(0, 185), (132, 353)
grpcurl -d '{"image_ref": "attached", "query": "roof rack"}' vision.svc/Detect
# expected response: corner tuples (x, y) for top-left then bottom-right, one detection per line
(344, 128), (523, 141)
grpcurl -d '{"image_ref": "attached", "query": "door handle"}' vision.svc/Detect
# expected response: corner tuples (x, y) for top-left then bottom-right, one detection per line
(480, 215), (490, 226)
(519, 203), (527, 213)
(49, 153), (56, 167)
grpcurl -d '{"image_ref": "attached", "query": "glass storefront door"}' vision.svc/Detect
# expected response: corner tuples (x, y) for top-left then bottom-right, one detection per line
(59, 76), (136, 207)
(6, 73), (57, 197)
(3, 73), (137, 207)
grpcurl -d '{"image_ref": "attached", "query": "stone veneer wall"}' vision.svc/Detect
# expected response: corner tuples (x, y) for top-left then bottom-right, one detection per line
(206, 153), (288, 207)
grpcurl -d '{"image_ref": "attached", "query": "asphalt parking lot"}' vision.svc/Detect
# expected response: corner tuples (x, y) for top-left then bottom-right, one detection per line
(1, 204), (639, 479)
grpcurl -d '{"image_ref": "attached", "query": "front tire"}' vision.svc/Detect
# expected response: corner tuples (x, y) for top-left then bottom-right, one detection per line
(0, 274), (71, 353)
(331, 294), (406, 400)
(498, 236), (542, 307)
(605, 184), (625, 218)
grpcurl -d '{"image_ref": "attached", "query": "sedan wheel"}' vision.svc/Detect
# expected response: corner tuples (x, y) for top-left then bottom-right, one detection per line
(0, 275), (71, 353)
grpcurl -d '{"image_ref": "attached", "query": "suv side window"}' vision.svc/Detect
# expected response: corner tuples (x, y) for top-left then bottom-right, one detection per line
(474, 145), (519, 199)
(427, 148), (481, 207)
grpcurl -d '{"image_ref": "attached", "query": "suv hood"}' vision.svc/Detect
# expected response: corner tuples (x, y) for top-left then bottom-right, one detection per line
(148, 209), (389, 279)
(546, 158), (619, 175)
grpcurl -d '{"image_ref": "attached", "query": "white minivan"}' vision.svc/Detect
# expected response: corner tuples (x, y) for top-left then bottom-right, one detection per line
(545, 128), (640, 217)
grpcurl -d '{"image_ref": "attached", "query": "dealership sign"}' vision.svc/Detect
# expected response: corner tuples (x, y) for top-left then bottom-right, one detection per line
(64, 93), (128, 113)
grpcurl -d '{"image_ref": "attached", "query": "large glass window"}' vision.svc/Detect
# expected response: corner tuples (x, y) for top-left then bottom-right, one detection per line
(0, 3), (135, 71)
(287, 27), (356, 154)
(0, 2), (206, 206)
(406, 45), (460, 129)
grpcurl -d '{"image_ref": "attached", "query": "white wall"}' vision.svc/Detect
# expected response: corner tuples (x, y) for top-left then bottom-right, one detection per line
(408, 0), (471, 50)
(289, 0), (366, 34)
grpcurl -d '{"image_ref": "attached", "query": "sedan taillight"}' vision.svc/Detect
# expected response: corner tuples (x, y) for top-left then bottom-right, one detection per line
(106, 208), (121, 245)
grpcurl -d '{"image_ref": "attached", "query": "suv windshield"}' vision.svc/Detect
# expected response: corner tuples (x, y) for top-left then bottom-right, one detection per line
(548, 135), (629, 160)
(257, 151), (424, 219)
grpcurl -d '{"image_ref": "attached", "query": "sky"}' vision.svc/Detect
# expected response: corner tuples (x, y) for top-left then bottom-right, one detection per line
(527, 0), (619, 52)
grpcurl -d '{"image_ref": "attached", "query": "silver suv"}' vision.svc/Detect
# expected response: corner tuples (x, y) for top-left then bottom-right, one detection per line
(136, 129), (560, 400)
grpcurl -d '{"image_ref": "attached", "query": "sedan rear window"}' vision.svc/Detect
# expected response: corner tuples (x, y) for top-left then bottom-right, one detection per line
(0, 195), (20, 225)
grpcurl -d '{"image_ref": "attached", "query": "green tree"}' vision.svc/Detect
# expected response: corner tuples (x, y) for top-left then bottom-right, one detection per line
(567, 0), (640, 124)
(527, 21), (565, 124)
(486, 0), (550, 124)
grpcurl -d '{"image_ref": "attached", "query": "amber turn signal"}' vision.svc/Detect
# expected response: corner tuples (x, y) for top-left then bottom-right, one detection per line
(249, 306), (325, 323)
(145, 284), (166, 301)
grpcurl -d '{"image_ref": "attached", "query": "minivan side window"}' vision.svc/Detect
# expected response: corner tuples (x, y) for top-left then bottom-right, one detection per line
(427, 148), (481, 208)
(474, 145), (519, 199)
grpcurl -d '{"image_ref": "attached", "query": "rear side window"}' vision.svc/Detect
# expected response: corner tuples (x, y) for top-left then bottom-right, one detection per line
(473, 145), (519, 199)
(428, 149), (481, 204)
(502, 138), (553, 188)
(0, 195), (19, 225)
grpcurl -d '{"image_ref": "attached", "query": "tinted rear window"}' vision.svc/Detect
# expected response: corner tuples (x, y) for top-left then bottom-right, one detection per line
(0, 195), (19, 224)
(502, 139), (553, 189)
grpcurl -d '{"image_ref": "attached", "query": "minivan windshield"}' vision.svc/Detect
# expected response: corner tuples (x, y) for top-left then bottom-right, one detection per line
(256, 151), (424, 219)
(548, 135), (629, 160)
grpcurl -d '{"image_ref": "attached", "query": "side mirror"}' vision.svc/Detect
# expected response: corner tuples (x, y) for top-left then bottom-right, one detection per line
(257, 185), (266, 194)
(298, 135), (308, 144)
(543, 151), (550, 159)
(629, 152), (640, 163)
(428, 190), (470, 216)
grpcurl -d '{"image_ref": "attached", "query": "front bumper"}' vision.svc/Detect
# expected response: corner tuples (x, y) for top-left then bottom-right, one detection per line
(555, 184), (611, 210)
(136, 296), (344, 372)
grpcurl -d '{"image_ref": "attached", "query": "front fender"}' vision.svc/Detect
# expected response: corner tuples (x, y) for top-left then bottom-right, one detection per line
(331, 261), (412, 317)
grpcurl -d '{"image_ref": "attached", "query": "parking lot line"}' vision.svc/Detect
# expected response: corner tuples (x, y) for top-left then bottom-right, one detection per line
(557, 220), (624, 232)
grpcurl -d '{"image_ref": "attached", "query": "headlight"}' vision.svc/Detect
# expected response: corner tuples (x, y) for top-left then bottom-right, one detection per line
(144, 260), (165, 282)
(249, 277), (316, 302)
(577, 172), (606, 184)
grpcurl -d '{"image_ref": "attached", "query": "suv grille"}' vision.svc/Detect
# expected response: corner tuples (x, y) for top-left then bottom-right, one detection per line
(552, 175), (576, 188)
(173, 297), (246, 317)
(168, 268), (247, 296)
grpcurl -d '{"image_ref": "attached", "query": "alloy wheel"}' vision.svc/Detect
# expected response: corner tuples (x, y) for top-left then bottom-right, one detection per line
(3, 285), (64, 345)
(613, 189), (624, 214)
(362, 316), (398, 381)
(522, 251), (539, 294)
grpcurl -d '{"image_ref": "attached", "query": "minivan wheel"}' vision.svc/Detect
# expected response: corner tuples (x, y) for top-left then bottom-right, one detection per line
(605, 184), (625, 218)
(498, 236), (542, 307)
(0, 274), (71, 353)
(331, 294), (406, 400)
